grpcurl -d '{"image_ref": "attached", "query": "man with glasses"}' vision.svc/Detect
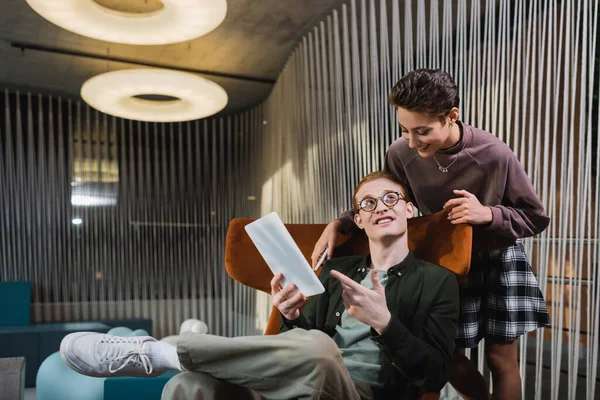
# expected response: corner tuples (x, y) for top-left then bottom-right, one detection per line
(59, 171), (459, 400)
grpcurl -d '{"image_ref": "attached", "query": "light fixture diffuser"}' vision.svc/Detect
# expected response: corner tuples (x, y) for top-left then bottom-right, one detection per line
(25, 0), (227, 45)
(81, 69), (228, 122)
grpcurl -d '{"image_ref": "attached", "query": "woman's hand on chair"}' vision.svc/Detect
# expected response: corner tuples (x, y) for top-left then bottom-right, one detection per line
(443, 189), (493, 225)
(311, 220), (341, 268)
(271, 273), (307, 320)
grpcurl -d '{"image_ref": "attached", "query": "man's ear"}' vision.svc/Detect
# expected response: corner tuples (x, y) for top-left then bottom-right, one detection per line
(405, 202), (415, 219)
(354, 212), (365, 230)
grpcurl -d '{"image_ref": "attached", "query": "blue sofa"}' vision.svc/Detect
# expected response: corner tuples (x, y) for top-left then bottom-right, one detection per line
(0, 281), (153, 387)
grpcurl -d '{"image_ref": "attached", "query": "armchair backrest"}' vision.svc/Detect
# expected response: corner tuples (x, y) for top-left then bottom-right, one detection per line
(225, 209), (472, 335)
(225, 209), (472, 298)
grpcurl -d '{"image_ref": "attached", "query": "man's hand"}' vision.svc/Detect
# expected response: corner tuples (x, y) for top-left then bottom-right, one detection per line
(443, 189), (493, 225)
(330, 269), (391, 334)
(271, 273), (307, 321)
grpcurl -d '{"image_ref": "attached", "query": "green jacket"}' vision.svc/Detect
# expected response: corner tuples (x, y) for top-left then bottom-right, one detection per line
(280, 251), (459, 399)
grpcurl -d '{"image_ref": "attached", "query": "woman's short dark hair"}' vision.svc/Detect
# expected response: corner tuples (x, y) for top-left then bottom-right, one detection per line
(388, 69), (460, 122)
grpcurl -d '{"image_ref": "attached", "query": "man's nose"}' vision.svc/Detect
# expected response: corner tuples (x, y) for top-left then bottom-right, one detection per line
(374, 199), (389, 212)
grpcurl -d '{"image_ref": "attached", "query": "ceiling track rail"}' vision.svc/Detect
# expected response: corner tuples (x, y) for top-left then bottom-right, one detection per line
(10, 41), (276, 85)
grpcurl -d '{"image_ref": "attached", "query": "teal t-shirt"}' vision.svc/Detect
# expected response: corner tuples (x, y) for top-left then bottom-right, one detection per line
(333, 269), (389, 388)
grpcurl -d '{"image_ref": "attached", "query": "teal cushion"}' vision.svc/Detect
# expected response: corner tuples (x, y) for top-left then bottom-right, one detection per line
(0, 281), (31, 325)
(102, 319), (152, 336)
(36, 352), (105, 400)
(104, 371), (178, 400)
(107, 327), (149, 337)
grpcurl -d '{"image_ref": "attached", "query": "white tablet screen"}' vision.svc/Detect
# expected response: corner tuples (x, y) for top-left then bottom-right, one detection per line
(244, 212), (325, 297)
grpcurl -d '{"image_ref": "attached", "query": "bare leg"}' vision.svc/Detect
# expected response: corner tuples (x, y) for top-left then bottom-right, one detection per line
(485, 341), (521, 400)
(449, 348), (490, 400)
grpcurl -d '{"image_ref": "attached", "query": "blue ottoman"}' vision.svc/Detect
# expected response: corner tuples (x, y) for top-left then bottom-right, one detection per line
(36, 327), (177, 400)
(104, 370), (179, 400)
(36, 352), (106, 400)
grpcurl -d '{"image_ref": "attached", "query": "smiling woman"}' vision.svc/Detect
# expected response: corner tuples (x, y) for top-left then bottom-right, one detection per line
(315, 68), (552, 400)
(24, 0), (227, 45)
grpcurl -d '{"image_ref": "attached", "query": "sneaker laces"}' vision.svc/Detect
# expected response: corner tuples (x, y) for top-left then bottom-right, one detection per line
(95, 336), (154, 375)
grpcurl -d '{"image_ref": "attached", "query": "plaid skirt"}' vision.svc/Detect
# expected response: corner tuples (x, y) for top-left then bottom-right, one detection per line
(455, 240), (550, 349)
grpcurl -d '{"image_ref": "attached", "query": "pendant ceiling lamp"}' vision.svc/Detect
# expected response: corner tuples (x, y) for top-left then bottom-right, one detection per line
(81, 69), (228, 122)
(25, 0), (227, 45)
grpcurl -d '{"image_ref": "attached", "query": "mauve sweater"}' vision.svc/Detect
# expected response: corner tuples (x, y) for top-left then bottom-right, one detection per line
(340, 121), (550, 252)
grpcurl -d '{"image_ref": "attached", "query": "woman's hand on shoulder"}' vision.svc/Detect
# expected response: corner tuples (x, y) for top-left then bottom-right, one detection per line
(311, 220), (341, 268)
(443, 189), (493, 225)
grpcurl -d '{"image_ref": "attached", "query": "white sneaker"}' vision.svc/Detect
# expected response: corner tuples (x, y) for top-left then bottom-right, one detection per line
(60, 332), (164, 377)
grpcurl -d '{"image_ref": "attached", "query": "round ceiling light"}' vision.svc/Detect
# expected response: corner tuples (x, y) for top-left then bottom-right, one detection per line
(25, 0), (227, 45)
(81, 69), (228, 122)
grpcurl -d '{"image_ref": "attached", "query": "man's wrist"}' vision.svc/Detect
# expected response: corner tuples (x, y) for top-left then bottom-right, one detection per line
(372, 312), (391, 335)
(280, 310), (299, 321)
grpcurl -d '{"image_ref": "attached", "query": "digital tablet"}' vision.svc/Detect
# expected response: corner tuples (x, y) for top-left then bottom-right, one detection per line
(244, 212), (325, 297)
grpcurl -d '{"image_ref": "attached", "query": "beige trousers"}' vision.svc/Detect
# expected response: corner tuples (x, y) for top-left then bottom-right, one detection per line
(162, 329), (373, 400)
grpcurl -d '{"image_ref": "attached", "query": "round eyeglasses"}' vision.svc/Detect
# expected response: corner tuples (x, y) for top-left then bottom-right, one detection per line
(358, 191), (405, 212)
